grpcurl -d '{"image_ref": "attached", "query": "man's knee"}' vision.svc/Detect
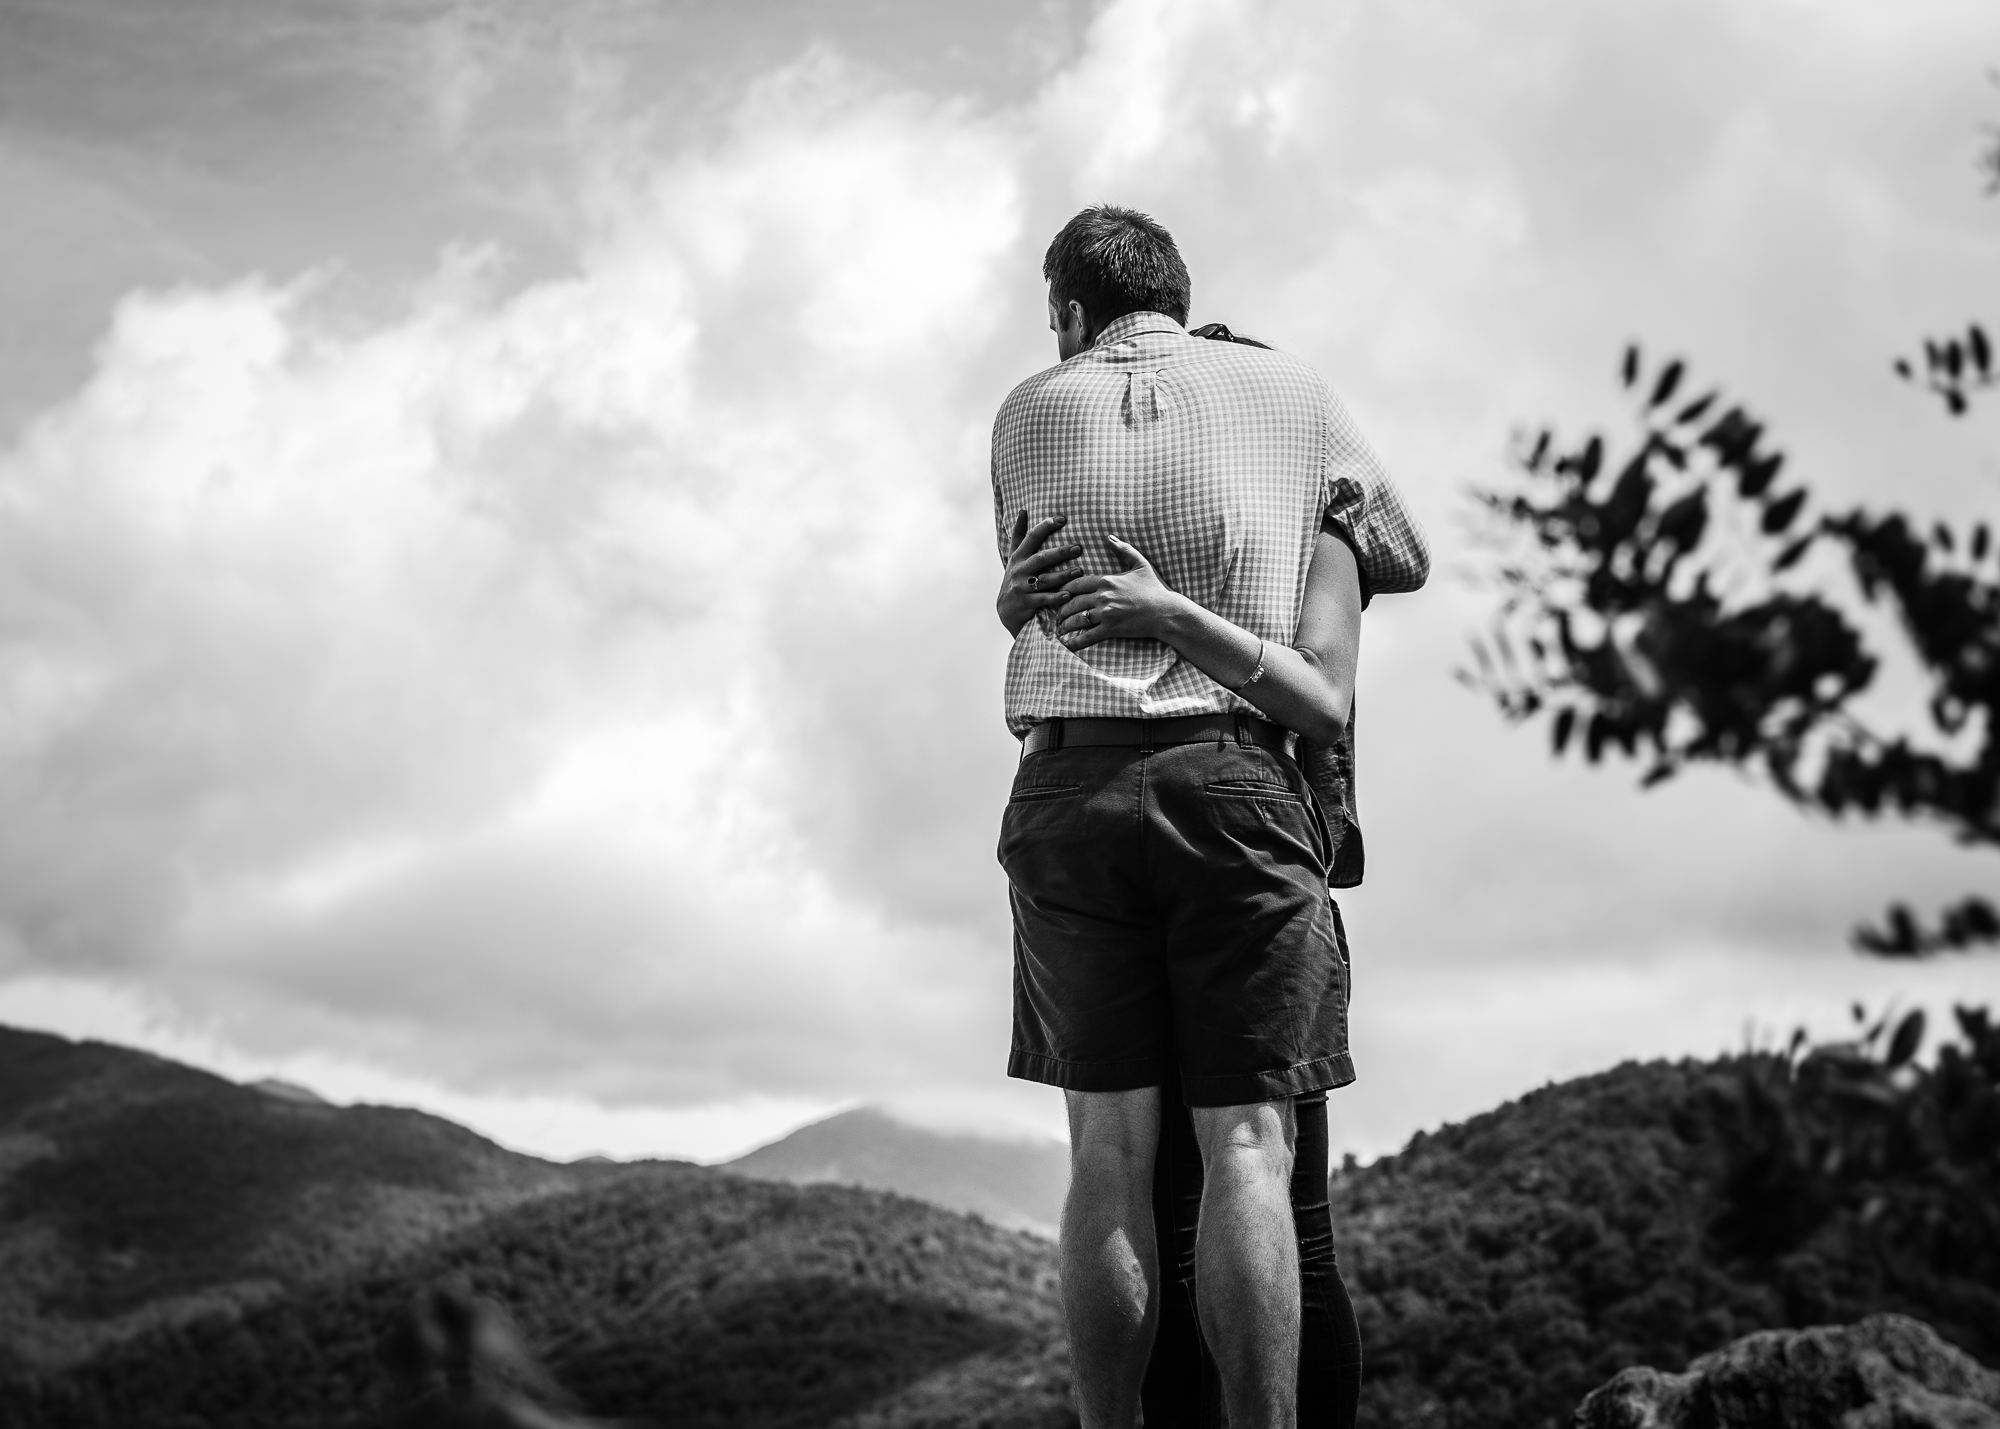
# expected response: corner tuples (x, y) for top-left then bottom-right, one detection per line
(1066, 1087), (1162, 1181)
(1189, 1099), (1296, 1182)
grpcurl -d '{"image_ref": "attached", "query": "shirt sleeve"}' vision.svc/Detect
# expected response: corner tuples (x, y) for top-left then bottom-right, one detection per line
(1322, 396), (1431, 601)
(992, 410), (1014, 565)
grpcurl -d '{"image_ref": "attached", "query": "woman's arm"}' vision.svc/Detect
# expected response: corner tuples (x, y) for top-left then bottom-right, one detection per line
(1052, 530), (1363, 745)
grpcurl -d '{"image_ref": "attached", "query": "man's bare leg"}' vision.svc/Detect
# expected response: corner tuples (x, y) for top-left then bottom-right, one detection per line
(1191, 1098), (1299, 1429)
(1061, 1087), (1162, 1429)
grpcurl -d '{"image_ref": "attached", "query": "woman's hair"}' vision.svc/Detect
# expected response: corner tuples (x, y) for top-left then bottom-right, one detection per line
(1043, 205), (1192, 336)
(1189, 322), (1271, 350)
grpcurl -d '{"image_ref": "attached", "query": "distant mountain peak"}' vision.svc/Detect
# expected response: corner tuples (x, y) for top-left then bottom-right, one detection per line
(724, 1104), (1068, 1238)
(250, 1078), (326, 1105)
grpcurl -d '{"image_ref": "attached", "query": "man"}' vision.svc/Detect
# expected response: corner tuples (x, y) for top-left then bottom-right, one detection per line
(990, 205), (1427, 1429)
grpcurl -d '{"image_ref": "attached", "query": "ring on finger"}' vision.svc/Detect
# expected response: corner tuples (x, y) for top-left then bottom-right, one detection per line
(1026, 574), (1039, 591)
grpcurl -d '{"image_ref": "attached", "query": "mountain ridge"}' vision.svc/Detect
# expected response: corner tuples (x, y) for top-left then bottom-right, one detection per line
(5, 1016), (1996, 1428)
(0, 1023), (596, 1372)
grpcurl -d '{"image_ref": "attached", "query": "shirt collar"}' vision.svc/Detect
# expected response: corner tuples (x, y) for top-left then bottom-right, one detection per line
(1091, 311), (1187, 348)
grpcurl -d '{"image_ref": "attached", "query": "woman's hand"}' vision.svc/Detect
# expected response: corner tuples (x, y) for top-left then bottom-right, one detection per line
(1046, 528), (1361, 746)
(997, 512), (1087, 638)
(1055, 535), (1188, 651)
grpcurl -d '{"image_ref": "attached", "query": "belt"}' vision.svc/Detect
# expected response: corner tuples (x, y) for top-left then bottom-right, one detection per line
(1021, 714), (1294, 756)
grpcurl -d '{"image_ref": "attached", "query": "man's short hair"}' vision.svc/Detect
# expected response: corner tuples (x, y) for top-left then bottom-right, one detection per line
(1043, 205), (1191, 335)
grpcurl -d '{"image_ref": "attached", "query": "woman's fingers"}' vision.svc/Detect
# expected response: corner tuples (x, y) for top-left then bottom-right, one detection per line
(1055, 586), (1107, 621)
(1058, 599), (1117, 634)
(1021, 561), (1085, 598)
(1104, 532), (1151, 570)
(1021, 543), (1086, 576)
(1009, 514), (1068, 561)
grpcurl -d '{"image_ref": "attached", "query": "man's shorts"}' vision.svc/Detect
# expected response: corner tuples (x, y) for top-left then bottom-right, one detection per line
(998, 733), (1353, 1107)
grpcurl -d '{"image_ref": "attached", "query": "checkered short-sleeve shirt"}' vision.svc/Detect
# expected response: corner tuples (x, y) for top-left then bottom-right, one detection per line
(992, 312), (1429, 736)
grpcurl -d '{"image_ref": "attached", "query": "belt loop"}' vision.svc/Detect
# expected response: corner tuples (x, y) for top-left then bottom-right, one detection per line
(1233, 713), (1249, 748)
(1052, 718), (1065, 752)
(1140, 719), (1153, 754)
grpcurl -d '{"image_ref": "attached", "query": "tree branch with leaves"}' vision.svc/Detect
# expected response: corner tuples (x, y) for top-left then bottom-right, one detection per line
(1465, 347), (1999, 956)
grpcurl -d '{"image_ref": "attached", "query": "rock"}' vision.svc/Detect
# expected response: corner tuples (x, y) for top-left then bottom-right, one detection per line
(1574, 1314), (2000, 1429)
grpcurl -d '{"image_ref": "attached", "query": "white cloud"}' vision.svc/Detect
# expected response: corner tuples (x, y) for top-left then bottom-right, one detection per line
(0, 52), (1029, 1114)
(4, 0), (2000, 1159)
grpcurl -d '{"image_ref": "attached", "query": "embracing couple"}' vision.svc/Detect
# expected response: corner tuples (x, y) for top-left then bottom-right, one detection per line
(989, 206), (1428, 1429)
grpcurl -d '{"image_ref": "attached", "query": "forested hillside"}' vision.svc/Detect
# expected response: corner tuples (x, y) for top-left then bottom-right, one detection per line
(2, 1164), (1069, 1429)
(0, 1024), (592, 1372)
(1342, 1012), (2000, 1429)
(0, 1023), (1071, 1429)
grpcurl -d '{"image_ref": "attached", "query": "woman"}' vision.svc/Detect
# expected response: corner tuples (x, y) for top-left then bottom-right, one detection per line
(1137, 323), (1365, 1429)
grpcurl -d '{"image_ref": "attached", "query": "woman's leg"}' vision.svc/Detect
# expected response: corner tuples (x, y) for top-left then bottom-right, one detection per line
(1293, 1091), (1362, 1428)
(1140, 1091), (1216, 1427)
(1142, 1091), (1362, 1427)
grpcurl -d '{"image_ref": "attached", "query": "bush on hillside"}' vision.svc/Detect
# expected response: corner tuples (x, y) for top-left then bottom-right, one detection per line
(1340, 1006), (2000, 1429)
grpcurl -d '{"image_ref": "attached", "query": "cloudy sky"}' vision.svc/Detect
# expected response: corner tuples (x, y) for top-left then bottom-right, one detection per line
(4, 0), (1999, 1163)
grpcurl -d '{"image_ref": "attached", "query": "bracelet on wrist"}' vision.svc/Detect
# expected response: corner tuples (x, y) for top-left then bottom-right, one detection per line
(1227, 638), (1267, 695)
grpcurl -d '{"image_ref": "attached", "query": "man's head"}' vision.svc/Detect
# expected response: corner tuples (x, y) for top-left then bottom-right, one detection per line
(1043, 205), (1191, 359)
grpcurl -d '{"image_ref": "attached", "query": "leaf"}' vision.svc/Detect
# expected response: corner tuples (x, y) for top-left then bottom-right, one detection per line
(1585, 712), (1609, 763)
(1701, 408), (1757, 463)
(1577, 435), (1603, 484)
(1854, 906), (1924, 958)
(1527, 430), (1551, 469)
(1973, 523), (1991, 561)
(1761, 489), (1807, 534)
(1973, 324), (1992, 373)
(1622, 345), (1639, 388)
(1886, 1008), (1926, 1068)
(1552, 707), (1576, 755)
(1674, 392), (1717, 424)
(1944, 896), (2000, 945)
(1597, 459), (1654, 548)
(1947, 389), (1967, 417)
(1893, 358), (1913, 379)
(1932, 522), (1954, 553)
(1738, 453), (1784, 499)
(1649, 359), (1685, 408)
(1655, 489), (1708, 552)
(1773, 534), (1814, 572)
(1946, 339), (1965, 379)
